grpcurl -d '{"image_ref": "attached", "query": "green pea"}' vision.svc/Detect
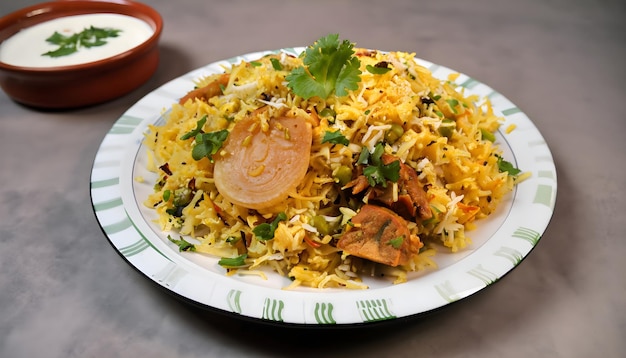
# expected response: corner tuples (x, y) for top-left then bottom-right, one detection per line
(333, 165), (352, 186)
(385, 123), (405, 144)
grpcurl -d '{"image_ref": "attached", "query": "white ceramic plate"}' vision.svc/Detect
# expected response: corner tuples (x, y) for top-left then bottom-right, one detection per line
(90, 48), (556, 325)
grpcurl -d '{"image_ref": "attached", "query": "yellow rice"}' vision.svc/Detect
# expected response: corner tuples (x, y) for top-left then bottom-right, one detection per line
(142, 49), (520, 289)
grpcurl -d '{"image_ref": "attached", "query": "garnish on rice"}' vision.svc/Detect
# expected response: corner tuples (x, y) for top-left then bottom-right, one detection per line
(286, 33), (362, 100)
(142, 34), (522, 289)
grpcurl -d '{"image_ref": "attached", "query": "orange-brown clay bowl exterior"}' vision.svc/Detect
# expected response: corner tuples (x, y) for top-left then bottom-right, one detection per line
(0, 0), (163, 109)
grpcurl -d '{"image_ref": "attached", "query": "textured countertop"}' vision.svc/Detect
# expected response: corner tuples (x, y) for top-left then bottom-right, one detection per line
(1, 0), (624, 357)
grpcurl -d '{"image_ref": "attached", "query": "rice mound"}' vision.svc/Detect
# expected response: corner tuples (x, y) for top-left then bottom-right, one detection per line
(142, 49), (519, 289)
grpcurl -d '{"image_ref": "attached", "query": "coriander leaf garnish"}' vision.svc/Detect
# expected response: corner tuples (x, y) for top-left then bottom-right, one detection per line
(218, 253), (248, 267)
(191, 130), (229, 162)
(181, 116), (228, 162)
(252, 212), (287, 240)
(322, 130), (349, 146)
(496, 155), (521, 176)
(363, 160), (401, 187)
(286, 34), (362, 100)
(388, 236), (404, 249)
(167, 235), (196, 252)
(358, 143), (401, 187)
(42, 26), (122, 58)
(366, 63), (391, 75)
(180, 115), (207, 140)
(270, 58), (282, 70)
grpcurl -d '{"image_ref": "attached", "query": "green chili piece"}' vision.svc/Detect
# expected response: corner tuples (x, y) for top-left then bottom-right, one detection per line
(334, 165), (353, 186)
(385, 123), (405, 144)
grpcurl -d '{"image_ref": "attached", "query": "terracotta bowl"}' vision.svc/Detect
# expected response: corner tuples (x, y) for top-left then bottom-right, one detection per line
(0, 0), (163, 109)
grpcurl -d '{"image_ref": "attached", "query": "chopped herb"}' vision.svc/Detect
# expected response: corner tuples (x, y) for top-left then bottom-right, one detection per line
(286, 34), (362, 99)
(42, 26), (122, 58)
(270, 58), (282, 70)
(364, 109), (371, 115)
(218, 253), (248, 267)
(167, 235), (196, 252)
(357, 146), (371, 165)
(388, 236), (404, 249)
(366, 63), (391, 75)
(497, 156), (521, 176)
(322, 130), (349, 146)
(359, 143), (401, 187)
(180, 115), (207, 140)
(191, 129), (229, 162)
(252, 212), (287, 240)
(363, 160), (401, 187)
(163, 189), (171, 202)
(250, 61), (262, 67)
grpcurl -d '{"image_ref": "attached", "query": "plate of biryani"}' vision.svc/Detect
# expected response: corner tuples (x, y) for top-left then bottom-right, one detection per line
(91, 34), (556, 325)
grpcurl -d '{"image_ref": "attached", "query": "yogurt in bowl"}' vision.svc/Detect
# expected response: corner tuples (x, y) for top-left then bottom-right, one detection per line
(0, 13), (154, 68)
(0, 0), (163, 109)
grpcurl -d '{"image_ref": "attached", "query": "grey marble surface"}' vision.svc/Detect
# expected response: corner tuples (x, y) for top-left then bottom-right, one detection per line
(1, 0), (625, 357)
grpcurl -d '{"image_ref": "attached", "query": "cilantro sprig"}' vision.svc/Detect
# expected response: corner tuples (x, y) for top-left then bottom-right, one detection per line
(322, 130), (349, 146)
(357, 143), (401, 187)
(180, 115), (207, 140)
(252, 212), (287, 241)
(388, 236), (404, 249)
(496, 155), (521, 176)
(286, 34), (362, 100)
(180, 115), (229, 162)
(218, 253), (248, 268)
(191, 130), (228, 162)
(167, 235), (196, 252)
(42, 26), (122, 58)
(366, 62), (392, 75)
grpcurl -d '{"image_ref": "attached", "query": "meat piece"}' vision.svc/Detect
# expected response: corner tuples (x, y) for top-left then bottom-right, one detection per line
(337, 205), (422, 267)
(343, 173), (369, 195)
(381, 154), (432, 220)
(343, 154), (432, 220)
(179, 73), (230, 104)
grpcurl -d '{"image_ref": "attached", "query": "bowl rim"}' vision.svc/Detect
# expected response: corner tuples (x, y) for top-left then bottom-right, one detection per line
(0, 0), (163, 74)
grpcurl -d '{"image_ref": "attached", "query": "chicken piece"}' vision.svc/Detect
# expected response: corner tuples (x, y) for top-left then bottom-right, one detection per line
(379, 154), (432, 220)
(179, 73), (230, 104)
(337, 205), (422, 267)
(213, 112), (312, 210)
(343, 154), (432, 220)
